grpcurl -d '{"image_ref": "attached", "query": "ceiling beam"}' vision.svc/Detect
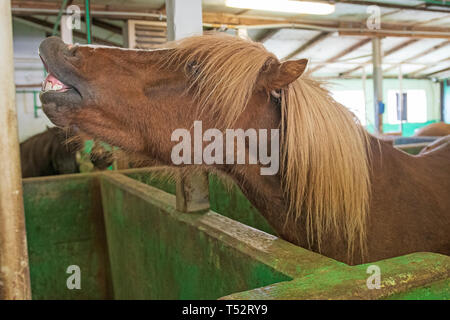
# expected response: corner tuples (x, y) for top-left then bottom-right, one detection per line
(14, 16), (120, 47)
(383, 40), (450, 73)
(10, 2), (450, 39)
(338, 29), (450, 39)
(339, 38), (419, 77)
(309, 37), (372, 73)
(282, 32), (330, 61)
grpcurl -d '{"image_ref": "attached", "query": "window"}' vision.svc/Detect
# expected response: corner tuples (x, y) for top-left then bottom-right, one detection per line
(387, 89), (427, 124)
(331, 90), (366, 125)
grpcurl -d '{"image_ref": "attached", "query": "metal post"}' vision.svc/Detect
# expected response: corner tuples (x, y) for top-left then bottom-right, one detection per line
(362, 66), (367, 125)
(398, 64), (404, 135)
(166, 0), (209, 213)
(372, 37), (384, 134)
(0, 0), (32, 300)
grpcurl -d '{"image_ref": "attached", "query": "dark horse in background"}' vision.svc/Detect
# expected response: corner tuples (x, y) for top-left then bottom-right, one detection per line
(38, 34), (449, 265)
(20, 127), (78, 178)
(20, 127), (112, 178)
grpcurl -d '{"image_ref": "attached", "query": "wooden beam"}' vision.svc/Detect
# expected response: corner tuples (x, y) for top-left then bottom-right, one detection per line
(383, 40), (450, 73)
(282, 32), (330, 60)
(14, 16), (120, 46)
(310, 37), (372, 73)
(11, 2), (450, 39)
(339, 38), (419, 77)
(338, 29), (450, 39)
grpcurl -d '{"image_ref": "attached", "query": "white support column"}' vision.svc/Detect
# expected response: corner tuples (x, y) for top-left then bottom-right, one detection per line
(165, 0), (203, 41)
(0, 0), (32, 300)
(362, 66), (367, 125)
(372, 37), (383, 134)
(60, 15), (73, 44)
(165, 0), (209, 213)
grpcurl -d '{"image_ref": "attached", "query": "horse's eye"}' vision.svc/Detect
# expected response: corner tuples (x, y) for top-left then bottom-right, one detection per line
(186, 61), (200, 77)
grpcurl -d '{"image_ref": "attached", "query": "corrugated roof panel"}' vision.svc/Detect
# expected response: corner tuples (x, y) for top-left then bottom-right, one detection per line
(416, 60), (450, 76)
(298, 34), (366, 62)
(414, 44), (450, 64)
(383, 63), (428, 76)
(382, 10), (449, 24)
(384, 38), (447, 63)
(263, 29), (321, 59)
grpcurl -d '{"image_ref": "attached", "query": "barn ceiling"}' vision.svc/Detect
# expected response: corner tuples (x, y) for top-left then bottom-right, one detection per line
(10, 0), (450, 79)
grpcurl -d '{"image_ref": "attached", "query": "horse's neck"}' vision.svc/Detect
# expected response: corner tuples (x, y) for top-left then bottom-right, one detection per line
(226, 165), (286, 230)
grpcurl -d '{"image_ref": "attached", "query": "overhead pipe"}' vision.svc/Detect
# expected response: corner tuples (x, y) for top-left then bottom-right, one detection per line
(85, 0), (92, 44)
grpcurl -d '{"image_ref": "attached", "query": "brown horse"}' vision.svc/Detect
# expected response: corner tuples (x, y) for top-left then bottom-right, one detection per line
(414, 122), (450, 136)
(20, 127), (79, 178)
(38, 34), (449, 265)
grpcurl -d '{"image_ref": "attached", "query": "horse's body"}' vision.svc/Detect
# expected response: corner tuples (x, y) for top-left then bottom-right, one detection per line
(38, 34), (449, 265)
(20, 127), (113, 178)
(20, 127), (79, 178)
(414, 122), (450, 136)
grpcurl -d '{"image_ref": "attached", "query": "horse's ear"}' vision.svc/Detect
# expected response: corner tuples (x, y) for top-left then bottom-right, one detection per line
(271, 59), (308, 89)
(266, 59), (308, 90)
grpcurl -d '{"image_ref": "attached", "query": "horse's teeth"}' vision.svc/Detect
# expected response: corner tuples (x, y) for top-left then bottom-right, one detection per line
(45, 82), (52, 91)
(53, 84), (62, 91)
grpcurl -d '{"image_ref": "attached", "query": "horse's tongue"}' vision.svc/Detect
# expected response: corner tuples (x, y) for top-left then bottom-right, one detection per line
(45, 73), (66, 87)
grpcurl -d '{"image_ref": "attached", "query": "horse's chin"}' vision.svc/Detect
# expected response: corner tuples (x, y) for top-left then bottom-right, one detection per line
(40, 89), (82, 127)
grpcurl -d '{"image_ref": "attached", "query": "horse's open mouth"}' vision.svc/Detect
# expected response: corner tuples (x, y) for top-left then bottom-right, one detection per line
(38, 38), (84, 127)
(40, 56), (72, 93)
(42, 73), (71, 93)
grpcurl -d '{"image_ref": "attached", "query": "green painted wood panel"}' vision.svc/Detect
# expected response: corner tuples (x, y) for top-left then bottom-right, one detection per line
(100, 173), (290, 299)
(23, 174), (113, 299)
(124, 168), (275, 235)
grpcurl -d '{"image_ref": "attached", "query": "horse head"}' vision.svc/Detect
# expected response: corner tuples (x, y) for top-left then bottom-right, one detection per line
(39, 34), (307, 163)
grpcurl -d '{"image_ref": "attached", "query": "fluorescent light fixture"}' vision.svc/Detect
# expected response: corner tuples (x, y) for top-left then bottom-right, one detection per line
(225, 0), (335, 15)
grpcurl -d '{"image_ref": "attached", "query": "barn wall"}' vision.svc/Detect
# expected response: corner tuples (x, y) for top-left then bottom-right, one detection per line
(13, 19), (53, 143)
(328, 78), (441, 135)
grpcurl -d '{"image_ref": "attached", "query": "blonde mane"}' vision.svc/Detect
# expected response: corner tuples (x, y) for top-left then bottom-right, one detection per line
(281, 78), (370, 259)
(164, 33), (371, 259)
